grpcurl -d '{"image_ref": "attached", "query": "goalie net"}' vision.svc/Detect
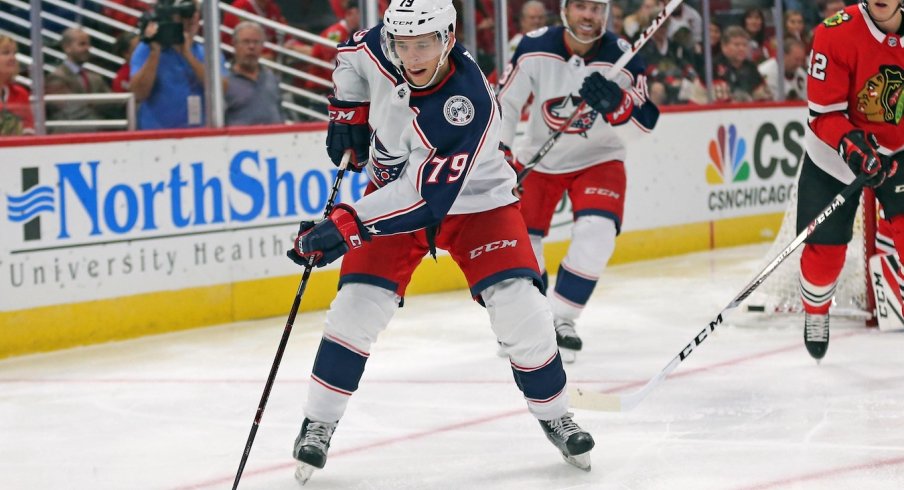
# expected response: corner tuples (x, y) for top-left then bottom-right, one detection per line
(745, 184), (878, 321)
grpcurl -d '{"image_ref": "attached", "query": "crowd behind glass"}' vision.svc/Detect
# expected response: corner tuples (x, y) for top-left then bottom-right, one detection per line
(0, 0), (851, 136)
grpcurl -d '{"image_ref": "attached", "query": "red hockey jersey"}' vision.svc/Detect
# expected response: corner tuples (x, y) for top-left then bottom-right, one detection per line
(805, 4), (904, 183)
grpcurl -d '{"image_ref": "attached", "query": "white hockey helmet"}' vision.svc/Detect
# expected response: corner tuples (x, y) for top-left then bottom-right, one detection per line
(382, 0), (457, 88)
(559, 0), (610, 44)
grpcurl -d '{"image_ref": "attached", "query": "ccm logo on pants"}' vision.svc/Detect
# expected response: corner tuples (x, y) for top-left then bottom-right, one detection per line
(470, 239), (518, 259)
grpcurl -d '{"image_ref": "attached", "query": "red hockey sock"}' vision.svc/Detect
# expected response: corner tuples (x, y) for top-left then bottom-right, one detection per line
(800, 243), (847, 314)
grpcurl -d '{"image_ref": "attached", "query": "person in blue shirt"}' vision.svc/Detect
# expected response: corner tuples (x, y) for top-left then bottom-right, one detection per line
(130, 0), (227, 130)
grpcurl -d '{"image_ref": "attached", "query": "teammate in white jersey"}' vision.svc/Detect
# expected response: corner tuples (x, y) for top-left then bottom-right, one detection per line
(286, 0), (594, 484)
(497, 0), (659, 362)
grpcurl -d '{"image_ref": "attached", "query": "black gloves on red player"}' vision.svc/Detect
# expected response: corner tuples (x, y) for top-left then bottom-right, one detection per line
(326, 97), (371, 172)
(838, 129), (897, 187)
(578, 72), (633, 126)
(287, 204), (371, 268)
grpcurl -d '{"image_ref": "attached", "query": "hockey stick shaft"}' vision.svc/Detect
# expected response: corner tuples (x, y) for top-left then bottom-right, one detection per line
(231, 151), (351, 490)
(516, 0), (685, 185)
(569, 171), (872, 412)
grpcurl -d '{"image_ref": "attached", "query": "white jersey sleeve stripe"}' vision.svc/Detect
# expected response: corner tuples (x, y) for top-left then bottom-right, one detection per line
(809, 100), (848, 114)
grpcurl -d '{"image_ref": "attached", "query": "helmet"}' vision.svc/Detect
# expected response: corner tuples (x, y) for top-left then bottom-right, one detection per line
(559, 0), (610, 44)
(382, 0), (457, 88)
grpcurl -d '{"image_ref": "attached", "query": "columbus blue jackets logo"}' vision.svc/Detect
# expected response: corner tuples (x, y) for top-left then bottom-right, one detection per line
(370, 133), (406, 187)
(443, 96), (474, 126)
(541, 95), (599, 135)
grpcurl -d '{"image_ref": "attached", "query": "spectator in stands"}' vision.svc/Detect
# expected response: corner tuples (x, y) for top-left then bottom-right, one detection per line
(45, 27), (114, 132)
(0, 34), (33, 136)
(741, 8), (772, 63)
(102, 0), (153, 28)
(623, 0), (663, 41)
(330, 0), (388, 19)
(305, 0), (360, 95)
(112, 32), (139, 93)
(608, 2), (626, 39)
(225, 21), (284, 126)
(222, 0), (288, 49)
(667, 3), (703, 47)
(130, 0), (227, 130)
(819, 0), (848, 21)
(783, 10), (810, 47)
(758, 37), (808, 102)
(640, 18), (706, 106)
(712, 26), (771, 103)
(508, 0), (548, 55)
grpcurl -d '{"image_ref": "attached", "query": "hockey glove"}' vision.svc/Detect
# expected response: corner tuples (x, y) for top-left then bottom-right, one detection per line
(839, 130), (887, 187)
(326, 97), (370, 172)
(578, 72), (633, 126)
(287, 204), (371, 268)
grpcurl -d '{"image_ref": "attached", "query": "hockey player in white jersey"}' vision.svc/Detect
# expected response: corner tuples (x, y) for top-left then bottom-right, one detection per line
(497, 0), (659, 362)
(286, 0), (594, 484)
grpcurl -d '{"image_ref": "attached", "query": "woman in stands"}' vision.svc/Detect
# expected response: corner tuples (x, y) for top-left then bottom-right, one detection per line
(0, 35), (34, 136)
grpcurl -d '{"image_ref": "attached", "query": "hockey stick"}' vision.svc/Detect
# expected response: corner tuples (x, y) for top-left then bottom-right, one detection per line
(515, 0), (685, 185)
(568, 171), (872, 412)
(231, 151), (352, 490)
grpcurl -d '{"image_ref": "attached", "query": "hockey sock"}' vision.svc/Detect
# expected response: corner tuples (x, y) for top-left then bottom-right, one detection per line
(799, 243), (846, 314)
(550, 216), (616, 320)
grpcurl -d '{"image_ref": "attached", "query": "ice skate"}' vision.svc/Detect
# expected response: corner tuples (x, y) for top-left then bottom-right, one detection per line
(539, 412), (594, 471)
(292, 418), (337, 485)
(554, 319), (582, 363)
(803, 313), (830, 362)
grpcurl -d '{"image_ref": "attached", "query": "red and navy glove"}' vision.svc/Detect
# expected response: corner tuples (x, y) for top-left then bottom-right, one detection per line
(579, 72), (633, 126)
(287, 204), (371, 268)
(326, 97), (370, 172)
(839, 130), (890, 187)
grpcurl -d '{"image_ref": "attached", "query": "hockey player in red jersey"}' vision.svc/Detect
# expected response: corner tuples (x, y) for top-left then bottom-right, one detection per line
(285, 0), (594, 484)
(798, 0), (904, 361)
(497, 0), (659, 362)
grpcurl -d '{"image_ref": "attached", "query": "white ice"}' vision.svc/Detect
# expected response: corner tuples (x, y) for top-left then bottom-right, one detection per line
(3, 244), (904, 490)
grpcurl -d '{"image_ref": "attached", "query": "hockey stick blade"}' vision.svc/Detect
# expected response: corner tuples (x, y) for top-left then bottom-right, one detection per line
(568, 173), (870, 413)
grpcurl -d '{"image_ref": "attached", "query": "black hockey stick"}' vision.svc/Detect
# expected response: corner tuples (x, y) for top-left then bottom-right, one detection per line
(569, 171), (872, 412)
(231, 151), (351, 489)
(515, 0), (685, 186)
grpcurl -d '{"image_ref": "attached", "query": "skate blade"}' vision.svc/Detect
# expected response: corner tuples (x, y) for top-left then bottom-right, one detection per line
(295, 462), (317, 485)
(561, 451), (591, 471)
(559, 348), (578, 364)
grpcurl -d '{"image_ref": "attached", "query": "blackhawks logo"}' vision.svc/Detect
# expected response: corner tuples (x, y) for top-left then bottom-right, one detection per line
(857, 65), (904, 125)
(823, 10), (851, 27)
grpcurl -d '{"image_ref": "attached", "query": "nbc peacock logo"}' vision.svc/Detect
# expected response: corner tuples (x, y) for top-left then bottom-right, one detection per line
(706, 124), (750, 184)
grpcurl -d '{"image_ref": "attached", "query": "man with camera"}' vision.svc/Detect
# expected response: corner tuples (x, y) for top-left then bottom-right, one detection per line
(130, 0), (226, 130)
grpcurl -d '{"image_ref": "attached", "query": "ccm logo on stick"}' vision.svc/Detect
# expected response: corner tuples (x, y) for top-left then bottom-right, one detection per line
(469, 239), (517, 259)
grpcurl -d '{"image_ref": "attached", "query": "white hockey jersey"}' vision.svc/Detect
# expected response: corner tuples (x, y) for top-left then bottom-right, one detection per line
(497, 26), (659, 174)
(333, 26), (517, 236)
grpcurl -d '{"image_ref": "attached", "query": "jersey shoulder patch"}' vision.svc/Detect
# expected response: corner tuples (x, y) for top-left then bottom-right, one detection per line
(822, 10), (851, 28)
(443, 95), (475, 126)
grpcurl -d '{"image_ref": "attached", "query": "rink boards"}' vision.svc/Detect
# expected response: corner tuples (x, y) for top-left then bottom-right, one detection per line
(0, 104), (804, 358)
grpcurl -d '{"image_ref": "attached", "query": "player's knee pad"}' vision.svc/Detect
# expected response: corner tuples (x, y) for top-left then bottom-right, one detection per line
(324, 283), (399, 353)
(483, 277), (557, 364)
(564, 215), (616, 274)
(800, 243), (847, 285)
